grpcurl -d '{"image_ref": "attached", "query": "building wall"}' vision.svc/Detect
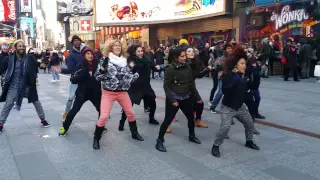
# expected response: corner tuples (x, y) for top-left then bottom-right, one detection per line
(154, 15), (240, 44)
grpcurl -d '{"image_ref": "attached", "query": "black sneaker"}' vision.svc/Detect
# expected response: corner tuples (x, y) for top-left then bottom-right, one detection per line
(189, 136), (201, 144)
(41, 120), (50, 128)
(245, 140), (260, 150)
(103, 127), (108, 132)
(149, 118), (159, 125)
(0, 124), (3, 134)
(256, 114), (265, 119)
(211, 145), (220, 157)
(210, 106), (217, 114)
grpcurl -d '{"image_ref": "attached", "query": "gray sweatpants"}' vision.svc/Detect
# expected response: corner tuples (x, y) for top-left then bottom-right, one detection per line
(0, 88), (46, 125)
(214, 105), (254, 146)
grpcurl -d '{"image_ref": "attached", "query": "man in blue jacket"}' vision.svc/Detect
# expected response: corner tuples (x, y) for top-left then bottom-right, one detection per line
(62, 35), (86, 121)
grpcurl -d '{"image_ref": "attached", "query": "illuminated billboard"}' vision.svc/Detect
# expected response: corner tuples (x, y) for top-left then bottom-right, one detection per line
(94, 0), (225, 26)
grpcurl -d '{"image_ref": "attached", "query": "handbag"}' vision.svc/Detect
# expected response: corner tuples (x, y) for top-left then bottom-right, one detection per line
(281, 56), (287, 64)
(314, 65), (320, 77)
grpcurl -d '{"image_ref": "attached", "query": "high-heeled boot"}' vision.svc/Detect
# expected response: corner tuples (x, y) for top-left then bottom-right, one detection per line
(93, 125), (104, 150)
(129, 121), (144, 141)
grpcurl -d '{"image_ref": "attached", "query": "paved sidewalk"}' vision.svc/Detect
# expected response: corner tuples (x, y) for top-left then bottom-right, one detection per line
(0, 74), (319, 180)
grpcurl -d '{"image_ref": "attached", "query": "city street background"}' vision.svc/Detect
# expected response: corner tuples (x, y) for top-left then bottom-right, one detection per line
(0, 73), (319, 180)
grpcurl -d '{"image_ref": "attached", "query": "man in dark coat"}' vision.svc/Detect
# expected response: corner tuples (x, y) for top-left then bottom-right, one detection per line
(299, 38), (312, 79)
(0, 40), (50, 133)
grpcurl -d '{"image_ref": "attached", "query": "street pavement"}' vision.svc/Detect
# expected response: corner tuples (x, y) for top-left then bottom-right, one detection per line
(0, 73), (319, 180)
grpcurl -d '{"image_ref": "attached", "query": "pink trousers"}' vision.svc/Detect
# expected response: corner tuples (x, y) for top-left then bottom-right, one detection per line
(96, 89), (135, 127)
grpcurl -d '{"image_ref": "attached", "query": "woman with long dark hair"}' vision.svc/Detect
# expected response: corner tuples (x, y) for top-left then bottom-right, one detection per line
(155, 47), (201, 152)
(118, 45), (160, 131)
(211, 46), (260, 157)
(59, 48), (101, 136)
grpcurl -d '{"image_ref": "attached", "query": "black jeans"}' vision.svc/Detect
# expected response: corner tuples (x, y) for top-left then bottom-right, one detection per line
(63, 93), (100, 131)
(209, 70), (218, 102)
(284, 67), (298, 80)
(158, 98), (195, 139)
(244, 90), (261, 119)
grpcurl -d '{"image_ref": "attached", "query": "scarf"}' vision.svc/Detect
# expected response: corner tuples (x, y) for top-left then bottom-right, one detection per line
(109, 52), (127, 67)
(136, 55), (149, 64)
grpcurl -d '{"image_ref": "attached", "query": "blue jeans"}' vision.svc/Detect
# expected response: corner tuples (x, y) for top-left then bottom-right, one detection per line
(52, 71), (60, 80)
(154, 64), (164, 80)
(212, 80), (223, 107)
(64, 83), (78, 114)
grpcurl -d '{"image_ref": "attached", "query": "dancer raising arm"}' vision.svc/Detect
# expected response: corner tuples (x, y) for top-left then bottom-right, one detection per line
(59, 48), (101, 136)
(94, 40), (143, 150)
(211, 46), (260, 157)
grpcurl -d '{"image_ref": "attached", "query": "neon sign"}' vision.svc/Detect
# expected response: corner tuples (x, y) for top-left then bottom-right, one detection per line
(271, 5), (309, 30)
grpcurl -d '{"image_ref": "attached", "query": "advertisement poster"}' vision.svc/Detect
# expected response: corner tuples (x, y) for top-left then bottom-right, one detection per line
(57, 0), (92, 14)
(20, 0), (32, 13)
(95, 0), (225, 25)
(0, 0), (16, 22)
(20, 17), (34, 38)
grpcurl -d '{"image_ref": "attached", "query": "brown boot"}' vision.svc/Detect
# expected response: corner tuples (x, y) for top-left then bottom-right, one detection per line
(195, 120), (208, 128)
(166, 125), (172, 133)
(62, 113), (67, 123)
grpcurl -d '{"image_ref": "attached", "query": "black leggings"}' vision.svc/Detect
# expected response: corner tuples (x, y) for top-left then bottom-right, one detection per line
(63, 94), (100, 131)
(121, 95), (156, 120)
(192, 100), (204, 120)
(158, 98), (195, 139)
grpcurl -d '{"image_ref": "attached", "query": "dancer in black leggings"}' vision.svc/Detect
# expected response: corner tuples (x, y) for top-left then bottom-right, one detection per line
(156, 47), (201, 152)
(119, 45), (160, 131)
(59, 48), (101, 136)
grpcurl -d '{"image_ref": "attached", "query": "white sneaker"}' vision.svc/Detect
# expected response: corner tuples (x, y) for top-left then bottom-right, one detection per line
(51, 80), (56, 83)
(208, 102), (212, 107)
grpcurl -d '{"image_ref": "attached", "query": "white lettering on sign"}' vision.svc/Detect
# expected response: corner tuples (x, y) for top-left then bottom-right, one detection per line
(271, 5), (309, 30)
(81, 20), (90, 30)
(8, 0), (16, 20)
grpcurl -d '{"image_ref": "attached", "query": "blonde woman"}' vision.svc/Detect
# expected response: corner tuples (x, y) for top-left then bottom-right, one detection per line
(93, 40), (143, 150)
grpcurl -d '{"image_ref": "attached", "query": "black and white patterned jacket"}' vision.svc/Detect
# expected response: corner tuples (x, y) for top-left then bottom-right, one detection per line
(95, 56), (139, 91)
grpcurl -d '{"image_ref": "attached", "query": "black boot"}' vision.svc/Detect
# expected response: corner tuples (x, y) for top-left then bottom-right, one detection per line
(245, 140), (260, 150)
(188, 128), (201, 144)
(129, 121), (144, 141)
(211, 145), (220, 157)
(256, 113), (265, 120)
(93, 125), (104, 150)
(118, 119), (126, 131)
(155, 139), (167, 152)
(149, 117), (159, 125)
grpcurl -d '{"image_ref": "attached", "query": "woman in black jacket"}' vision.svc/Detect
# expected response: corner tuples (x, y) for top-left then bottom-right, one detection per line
(283, 39), (299, 81)
(211, 46), (260, 158)
(156, 47), (201, 152)
(118, 45), (160, 131)
(59, 48), (101, 136)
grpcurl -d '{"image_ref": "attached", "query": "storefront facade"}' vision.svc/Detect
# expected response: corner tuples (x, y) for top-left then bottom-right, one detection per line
(94, 0), (234, 48)
(242, 0), (320, 75)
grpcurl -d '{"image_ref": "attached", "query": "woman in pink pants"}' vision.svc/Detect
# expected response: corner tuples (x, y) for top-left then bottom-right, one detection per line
(93, 40), (144, 150)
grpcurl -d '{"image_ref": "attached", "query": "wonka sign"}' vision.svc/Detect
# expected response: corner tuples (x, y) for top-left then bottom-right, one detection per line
(271, 5), (309, 30)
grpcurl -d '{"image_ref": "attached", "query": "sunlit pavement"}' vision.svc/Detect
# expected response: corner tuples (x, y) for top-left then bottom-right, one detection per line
(0, 73), (319, 180)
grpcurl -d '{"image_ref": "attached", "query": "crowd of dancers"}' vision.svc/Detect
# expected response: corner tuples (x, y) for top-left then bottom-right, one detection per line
(0, 35), (262, 157)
